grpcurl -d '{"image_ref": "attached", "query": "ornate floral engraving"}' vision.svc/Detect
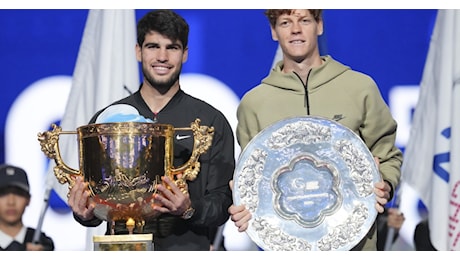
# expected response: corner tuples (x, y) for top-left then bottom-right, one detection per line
(238, 149), (266, 212)
(334, 139), (375, 197)
(253, 217), (312, 251)
(233, 116), (379, 251)
(266, 121), (331, 149)
(317, 203), (369, 250)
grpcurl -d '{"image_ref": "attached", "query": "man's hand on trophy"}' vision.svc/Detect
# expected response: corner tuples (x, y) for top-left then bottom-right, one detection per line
(228, 180), (252, 232)
(374, 180), (391, 213)
(153, 175), (192, 218)
(372, 156), (391, 214)
(68, 176), (95, 221)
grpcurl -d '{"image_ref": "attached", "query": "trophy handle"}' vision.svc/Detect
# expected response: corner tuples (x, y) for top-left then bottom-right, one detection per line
(172, 118), (214, 191)
(37, 123), (81, 191)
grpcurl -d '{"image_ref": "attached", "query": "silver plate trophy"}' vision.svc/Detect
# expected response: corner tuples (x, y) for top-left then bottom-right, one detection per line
(232, 116), (381, 251)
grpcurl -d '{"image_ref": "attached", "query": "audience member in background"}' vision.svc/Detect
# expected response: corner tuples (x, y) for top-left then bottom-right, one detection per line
(0, 164), (54, 251)
(414, 218), (437, 251)
(376, 207), (405, 250)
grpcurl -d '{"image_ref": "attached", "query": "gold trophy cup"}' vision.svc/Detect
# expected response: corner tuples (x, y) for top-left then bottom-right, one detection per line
(37, 119), (213, 250)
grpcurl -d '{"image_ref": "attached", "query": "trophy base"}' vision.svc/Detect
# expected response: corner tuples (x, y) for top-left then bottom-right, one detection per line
(93, 234), (153, 251)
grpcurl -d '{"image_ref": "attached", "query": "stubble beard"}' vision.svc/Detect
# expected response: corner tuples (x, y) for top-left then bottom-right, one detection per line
(143, 65), (182, 95)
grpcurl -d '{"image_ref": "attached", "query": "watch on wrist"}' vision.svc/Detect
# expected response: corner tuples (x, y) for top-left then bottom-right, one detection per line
(181, 206), (195, 220)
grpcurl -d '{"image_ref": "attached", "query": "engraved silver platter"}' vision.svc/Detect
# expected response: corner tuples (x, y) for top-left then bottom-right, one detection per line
(232, 116), (381, 251)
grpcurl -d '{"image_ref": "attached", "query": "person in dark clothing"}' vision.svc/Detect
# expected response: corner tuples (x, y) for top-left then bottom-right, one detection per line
(0, 164), (54, 251)
(376, 207), (405, 250)
(67, 9), (235, 251)
(414, 219), (437, 251)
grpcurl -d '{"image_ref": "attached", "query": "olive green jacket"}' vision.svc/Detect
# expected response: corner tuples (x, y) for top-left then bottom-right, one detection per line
(236, 55), (403, 250)
(237, 55), (402, 192)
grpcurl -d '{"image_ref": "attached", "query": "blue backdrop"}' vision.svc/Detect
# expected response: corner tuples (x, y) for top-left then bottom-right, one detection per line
(0, 9), (436, 153)
(0, 9), (437, 250)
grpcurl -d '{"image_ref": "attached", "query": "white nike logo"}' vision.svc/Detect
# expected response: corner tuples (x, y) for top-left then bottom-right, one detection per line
(176, 134), (191, 140)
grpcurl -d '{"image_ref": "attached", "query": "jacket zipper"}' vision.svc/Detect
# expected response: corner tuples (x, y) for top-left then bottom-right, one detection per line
(293, 70), (312, 115)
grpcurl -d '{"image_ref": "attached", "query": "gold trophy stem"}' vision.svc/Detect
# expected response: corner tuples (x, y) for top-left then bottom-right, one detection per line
(136, 220), (145, 233)
(126, 218), (135, 235)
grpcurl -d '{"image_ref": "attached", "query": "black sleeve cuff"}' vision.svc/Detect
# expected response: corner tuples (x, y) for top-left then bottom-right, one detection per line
(73, 212), (103, 227)
(384, 180), (394, 202)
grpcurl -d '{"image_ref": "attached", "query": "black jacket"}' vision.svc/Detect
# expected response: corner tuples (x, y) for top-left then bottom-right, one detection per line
(0, 227), (54, 251)
(75, 88), (235, 251)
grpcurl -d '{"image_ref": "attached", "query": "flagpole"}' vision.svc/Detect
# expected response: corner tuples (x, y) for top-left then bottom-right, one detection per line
(211, 224), (225, 251)
(32, 187), (52, 244)
(51, 9), (141, 250)
(383, 186), (401, 251)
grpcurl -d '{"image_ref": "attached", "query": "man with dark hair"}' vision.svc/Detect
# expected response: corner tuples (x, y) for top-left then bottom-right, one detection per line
(67, 10), (235, 251)
(0, 164), (54, 251)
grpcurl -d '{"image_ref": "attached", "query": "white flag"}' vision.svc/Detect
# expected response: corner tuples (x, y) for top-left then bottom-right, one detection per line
(46, 9), (139, 200)
(401, 10), (460, 251)
(45, 9), (139, 250)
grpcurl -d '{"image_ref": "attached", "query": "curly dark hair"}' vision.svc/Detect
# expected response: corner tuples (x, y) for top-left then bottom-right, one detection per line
(137, 9), (189, 48)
